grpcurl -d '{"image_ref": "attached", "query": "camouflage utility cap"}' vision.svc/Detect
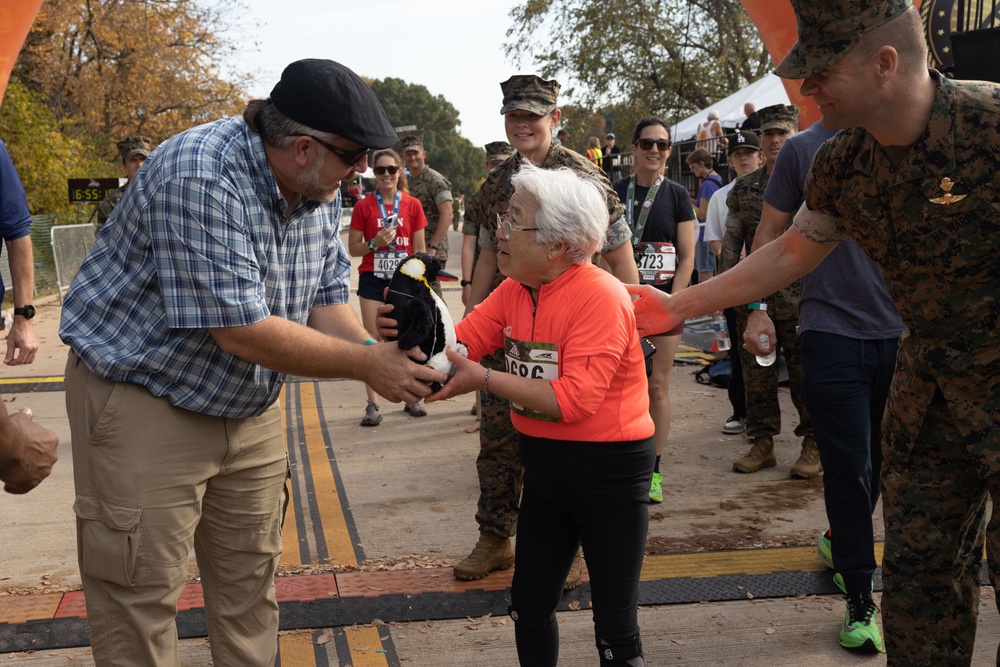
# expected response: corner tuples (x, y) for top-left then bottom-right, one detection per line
(401, 135), (424, 153)
(727, 130), (761, 155)
(759, 104), (800, 133)
(117, 136), (153, 160)
(485, 141), (515, 162)
(499, 75), (560, 115)
(775, 0), (913, 79)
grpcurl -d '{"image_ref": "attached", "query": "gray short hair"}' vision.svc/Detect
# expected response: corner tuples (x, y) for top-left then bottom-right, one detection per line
(243, 99), (340, 148)
(511, 162), (607, 265)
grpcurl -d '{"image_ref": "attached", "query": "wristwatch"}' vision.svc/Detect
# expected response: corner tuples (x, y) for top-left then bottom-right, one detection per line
(460, 280), (472, 287)
(368, 238), (378, 252)
(14, 305), (35, 320)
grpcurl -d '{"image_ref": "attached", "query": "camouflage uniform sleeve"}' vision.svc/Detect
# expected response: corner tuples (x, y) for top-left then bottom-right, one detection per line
(462, 189), (480, 237)
(799, 140), (850, 244)
(431, 170), (453, 205)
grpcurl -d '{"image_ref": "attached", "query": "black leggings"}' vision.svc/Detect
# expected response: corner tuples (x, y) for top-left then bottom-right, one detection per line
(510, 434), (655, 666)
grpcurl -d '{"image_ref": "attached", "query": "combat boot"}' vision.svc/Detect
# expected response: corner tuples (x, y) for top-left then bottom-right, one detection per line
(733, 436), (776, 473)
(454, 532), (514, 580)
(790, 435), (823, 479)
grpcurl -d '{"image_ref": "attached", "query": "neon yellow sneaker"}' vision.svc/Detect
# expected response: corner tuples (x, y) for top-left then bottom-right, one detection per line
(649, 471), (663, 504)
(840, 594), (883, 652)
(818, 529), (834, 569)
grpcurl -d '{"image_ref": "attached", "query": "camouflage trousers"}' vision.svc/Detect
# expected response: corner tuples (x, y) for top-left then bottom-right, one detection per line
(735, 308), (811, 440)
(474, 349), (522, 539)
(881, 389), (1000, 666)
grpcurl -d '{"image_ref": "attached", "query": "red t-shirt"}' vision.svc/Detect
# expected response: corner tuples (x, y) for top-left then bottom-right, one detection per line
(350, 191), (428, 274)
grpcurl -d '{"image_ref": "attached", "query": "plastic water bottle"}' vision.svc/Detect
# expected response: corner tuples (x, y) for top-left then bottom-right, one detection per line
(756, 333), (777, 367)
(712, 312), (731, 351)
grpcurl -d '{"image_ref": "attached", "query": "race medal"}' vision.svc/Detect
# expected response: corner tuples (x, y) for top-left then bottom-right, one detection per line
(374, 248), (408, 280)
(504, 335), (559, 422)
(636, 242), (676, 285)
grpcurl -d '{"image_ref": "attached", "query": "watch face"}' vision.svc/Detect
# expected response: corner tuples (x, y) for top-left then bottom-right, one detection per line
(16, 305), (35, 319)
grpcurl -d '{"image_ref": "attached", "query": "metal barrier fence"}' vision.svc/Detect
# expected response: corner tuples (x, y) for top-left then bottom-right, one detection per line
(51, 223), (96, 301)
(0, 215), (95, 304)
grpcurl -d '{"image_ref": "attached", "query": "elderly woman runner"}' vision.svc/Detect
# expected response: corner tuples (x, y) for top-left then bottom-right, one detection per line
(429, 162), (655, 667)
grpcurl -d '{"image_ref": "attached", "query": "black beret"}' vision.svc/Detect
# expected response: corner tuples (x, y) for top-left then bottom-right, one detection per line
(270, 59), (396, 150)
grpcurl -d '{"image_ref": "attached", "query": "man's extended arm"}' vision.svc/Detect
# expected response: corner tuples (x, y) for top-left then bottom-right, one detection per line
(428, 200), (453, 249)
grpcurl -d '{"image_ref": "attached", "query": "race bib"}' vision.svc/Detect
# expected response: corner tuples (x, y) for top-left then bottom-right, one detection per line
(636, 242), (676, 285)
(374, 249), (409, 280)
(504, 335), (559, 422)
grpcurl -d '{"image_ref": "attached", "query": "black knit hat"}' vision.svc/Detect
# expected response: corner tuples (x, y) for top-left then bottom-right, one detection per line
(270, 59), (396, 149)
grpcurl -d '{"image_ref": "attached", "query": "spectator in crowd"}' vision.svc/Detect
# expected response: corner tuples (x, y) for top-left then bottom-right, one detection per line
(614, 117), (695, 504)
(748, 118), (904, 653)
(427, 161), (654, 667)
(685, 148), (723, 285)
(740, 102), (761, 132)
(0, 138), (39, 364)
(696, 110), (727, 154)
(722, 104), (818, 478)
(554, 128), (569, 146)
(703, 130), (764, 437)
(348, 148), (427, 426)
(401, 135), (453, 302)
(627, 1), (1000, 659)
(97, 136), (153, 226)
(602, 132), (622, 179)
(447, 74), (637, 588)
(59, 59), (445, 666)
(585, 136), (603, 167)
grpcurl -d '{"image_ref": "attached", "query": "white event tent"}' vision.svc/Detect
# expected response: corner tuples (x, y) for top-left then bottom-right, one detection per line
(672, 73), (792, 142)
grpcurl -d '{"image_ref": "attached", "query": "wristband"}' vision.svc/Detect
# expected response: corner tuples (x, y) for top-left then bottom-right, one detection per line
(482, 368), (491, 393)
(748, 302), (767, 311)
(363, 338), (377, 346)
(368, 238), (377, 252)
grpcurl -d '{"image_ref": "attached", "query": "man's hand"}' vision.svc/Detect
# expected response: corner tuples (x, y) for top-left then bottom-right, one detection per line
(363, 343), (443, 403)
(1, 408), (58, 494)
(743, 310), (776, 356)
(5, 318), (38, 365)
(624, 284), (679, 337)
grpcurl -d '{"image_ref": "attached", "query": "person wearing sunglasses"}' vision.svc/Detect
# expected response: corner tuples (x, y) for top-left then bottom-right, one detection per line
(428, 162), (654, 667)
(612, 117), (696, 504)
(348, 149), (428, 425)
(451, 74), (638, 589)
(58, 59), (447, 667)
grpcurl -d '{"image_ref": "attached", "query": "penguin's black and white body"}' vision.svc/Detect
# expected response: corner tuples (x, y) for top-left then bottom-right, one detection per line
(385, 253), (467, 391)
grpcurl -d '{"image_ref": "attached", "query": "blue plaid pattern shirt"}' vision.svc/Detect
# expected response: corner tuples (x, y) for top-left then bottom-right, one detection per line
(60, 117), (351, 417)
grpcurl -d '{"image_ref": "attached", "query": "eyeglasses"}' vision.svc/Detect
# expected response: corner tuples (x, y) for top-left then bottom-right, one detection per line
(291, 133), (369, 167)
(373, 165), (399, 176)
(496, 212), (539, 241)
(636, 138), (671, 151)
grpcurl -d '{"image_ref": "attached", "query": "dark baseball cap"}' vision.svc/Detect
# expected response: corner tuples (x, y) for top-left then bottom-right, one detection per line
(775, 0), (913, 79)
(270, 59), (396, 149)
(727, 130), (761, 155)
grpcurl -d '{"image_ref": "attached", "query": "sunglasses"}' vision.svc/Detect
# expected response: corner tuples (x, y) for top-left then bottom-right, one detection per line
(636, 138), (671, 151)
(291, 133), (369, 167)
(373, 165), (400, 176)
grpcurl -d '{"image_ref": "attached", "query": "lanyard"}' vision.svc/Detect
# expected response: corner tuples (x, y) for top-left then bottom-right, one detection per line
(626, 175), (662, 248)
(375, 189), (401, 226)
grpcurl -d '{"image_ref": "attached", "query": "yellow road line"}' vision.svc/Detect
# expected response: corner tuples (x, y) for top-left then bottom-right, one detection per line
(0, 376), (64, 384)
(344, 626), (390, 667)
(299, 382), (357, 567)
(277, 629), (316, 665)
(640, 543), (885, 581)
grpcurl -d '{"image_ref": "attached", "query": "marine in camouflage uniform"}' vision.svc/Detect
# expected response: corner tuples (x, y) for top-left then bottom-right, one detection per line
(455, 75), (635, 582)
(772, 0), (1000, 661)
(401, 135), (453, 275)
(722, 104), (815, 477)
(96, 136), (152, 226)
(462, 142), (515, 299)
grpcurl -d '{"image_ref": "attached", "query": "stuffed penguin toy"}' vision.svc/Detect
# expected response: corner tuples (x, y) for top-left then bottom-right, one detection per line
(385, 253), (467, 391)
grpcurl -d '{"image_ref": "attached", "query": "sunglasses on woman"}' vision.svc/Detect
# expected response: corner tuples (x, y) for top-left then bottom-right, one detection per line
(636, 138), (671, 151)
(373, 165), (400, 176)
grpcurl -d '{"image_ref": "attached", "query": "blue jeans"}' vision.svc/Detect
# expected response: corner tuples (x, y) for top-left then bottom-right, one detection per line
(799, 330), (898, 595)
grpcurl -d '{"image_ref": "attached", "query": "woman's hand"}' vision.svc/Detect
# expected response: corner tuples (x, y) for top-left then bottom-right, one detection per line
(425, 348), (485, 402)
(624, 284), (679, 337)
(373, 224), (396, 249)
